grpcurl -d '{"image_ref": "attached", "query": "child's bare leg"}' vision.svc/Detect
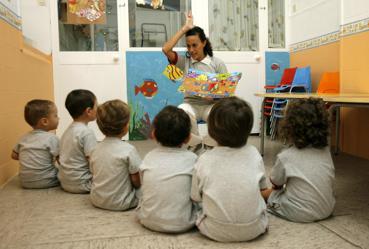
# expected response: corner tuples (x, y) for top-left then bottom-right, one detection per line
(261, 188), (273, 202)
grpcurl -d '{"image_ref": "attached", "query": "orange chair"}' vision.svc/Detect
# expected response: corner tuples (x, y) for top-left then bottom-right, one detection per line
(317, 72), (340, 93)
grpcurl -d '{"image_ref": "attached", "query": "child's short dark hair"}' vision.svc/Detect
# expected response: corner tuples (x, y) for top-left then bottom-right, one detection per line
(208, 96), (253, 148)
(24, 99), (54, 127)
(153, 106), (191, 147)
(96, 99), (130, 136)
(279, 98), (329, 149)
(65, 89), (96, 119)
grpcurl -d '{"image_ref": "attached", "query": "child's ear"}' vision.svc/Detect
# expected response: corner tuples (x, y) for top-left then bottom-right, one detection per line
(183, 134), (191, 145)
(86, 107), (93, 115)
(122, 123), (129, 135)
(40, 117), (49, 127)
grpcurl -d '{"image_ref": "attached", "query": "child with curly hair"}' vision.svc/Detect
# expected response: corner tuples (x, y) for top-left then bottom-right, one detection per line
(266, 98), (335, 222)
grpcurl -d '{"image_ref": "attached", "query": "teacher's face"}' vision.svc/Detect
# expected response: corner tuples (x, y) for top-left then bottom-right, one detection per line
(186, 35), (206, 61)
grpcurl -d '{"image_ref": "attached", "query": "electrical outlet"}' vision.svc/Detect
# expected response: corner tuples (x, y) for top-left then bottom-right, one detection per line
(292, 4), (297, 13)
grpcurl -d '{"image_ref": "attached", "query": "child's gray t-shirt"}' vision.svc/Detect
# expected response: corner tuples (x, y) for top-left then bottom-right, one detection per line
(191, 145), (267, 225)
(137, 146), (198, 232)
(90, 137), (141, 211)
(58, 122), (97, 188)
(268, 146), (335, 222)
(13, 130), (59, 185)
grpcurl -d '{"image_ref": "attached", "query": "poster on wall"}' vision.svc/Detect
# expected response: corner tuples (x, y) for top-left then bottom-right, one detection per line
(0, 0), (21, 29)
(136, 0), (180, 11)
(126, 51), (184, 140)
(65, 0), (106, 24)
(265, 51), (290, 86)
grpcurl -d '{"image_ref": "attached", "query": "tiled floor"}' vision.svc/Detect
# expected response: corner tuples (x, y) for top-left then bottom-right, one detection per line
(1, 137), (368, 249)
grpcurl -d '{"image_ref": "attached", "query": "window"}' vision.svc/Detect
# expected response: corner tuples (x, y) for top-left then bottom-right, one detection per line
(268, 0), (285, 48)
(208, 0), (259, 51)
(128, 0), (191, 47)
(58, 0), (118, 51)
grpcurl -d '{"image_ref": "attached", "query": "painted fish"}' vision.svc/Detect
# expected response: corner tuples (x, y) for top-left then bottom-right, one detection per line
(271, 63), (280, 71)
(163, 64), (184, 81)
(135, 79), (158, 99)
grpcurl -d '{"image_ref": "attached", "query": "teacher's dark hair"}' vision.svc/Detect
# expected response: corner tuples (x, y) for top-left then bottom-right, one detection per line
(186, 26), (213, 57)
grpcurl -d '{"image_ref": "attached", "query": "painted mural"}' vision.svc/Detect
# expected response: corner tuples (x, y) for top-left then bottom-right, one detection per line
(265, 51), (290, 87)
(126, 51), (184, 140)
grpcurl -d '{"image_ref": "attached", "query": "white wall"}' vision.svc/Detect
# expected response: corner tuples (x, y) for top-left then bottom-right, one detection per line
(289, 0), (340, 44)
(20, 0), (52, 54)
(342, 0), (369, 24)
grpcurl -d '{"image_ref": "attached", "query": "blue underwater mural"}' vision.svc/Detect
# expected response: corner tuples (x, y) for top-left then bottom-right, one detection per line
(126, 51), (184, 140)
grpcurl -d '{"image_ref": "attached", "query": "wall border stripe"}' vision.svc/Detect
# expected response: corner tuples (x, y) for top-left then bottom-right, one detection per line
(0, 2), (21, 30)
(290, 17), (369, 53)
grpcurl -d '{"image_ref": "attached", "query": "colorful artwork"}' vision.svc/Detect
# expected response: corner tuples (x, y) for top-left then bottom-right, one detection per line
(178, 69), (242, 98)
(136, 0), (180, 11)
(265, 51), (290, 86)
(162, 64), (183, 82)
(127, 51), (184, 140)
(67, 0), (106, 24)
(135, 79), (158, 99)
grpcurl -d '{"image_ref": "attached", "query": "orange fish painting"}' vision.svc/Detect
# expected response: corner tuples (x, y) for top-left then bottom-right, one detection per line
(135, 79), (158, 99)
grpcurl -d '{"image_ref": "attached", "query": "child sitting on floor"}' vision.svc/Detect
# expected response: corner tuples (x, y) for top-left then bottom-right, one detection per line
(265, 98), (335, 222)
(137, 106), (198, 233)
(90, 99), (141, 211)
(58, 89), (98, 193)
(12, 99), (60, 189)
(191, 96), (268, 242)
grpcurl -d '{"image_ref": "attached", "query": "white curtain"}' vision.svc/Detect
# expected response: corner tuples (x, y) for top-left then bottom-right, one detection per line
(208, 0), (259, 51)
(268, 0), (285, 48)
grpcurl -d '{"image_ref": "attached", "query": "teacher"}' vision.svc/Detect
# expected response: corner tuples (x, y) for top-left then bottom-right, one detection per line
(162, 12), (228, 151)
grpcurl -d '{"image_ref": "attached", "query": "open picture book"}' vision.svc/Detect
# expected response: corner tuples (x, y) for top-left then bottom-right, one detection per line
(178, 69), (242, 98)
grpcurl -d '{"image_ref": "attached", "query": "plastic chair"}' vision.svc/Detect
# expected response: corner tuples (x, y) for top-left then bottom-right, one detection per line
(269, 98), (288, 139)
(269, 67), (311, 139)
(274, 66), (312, 93)
(263, 67), (297, 117)
(317, 72), (340, 93)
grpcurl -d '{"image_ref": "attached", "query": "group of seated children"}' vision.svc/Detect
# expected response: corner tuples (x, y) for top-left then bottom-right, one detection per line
(12, 89), (335, 242)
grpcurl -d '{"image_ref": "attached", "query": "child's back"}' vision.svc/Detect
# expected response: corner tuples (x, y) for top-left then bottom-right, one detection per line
(267, 98), (335, 222)
(90, 138), (140, 210)
(58, 89), (97, 193)
(90, 100), (141, 211)
(137, 106), (197, 233)
(12, 100), (60, 189)
(15, 130), (59, 188)
(191, 96), (268, 242)
(268, 146), (335, 222)
(138, 146), (197, 232)
(58, 122), (96, 193)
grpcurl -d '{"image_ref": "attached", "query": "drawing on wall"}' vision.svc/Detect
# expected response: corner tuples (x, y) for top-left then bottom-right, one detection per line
(162, 64), (183, 82)
(135, 79), (158, 99)
(178, 69), (242, 99)
(127, 51), (184, 140)
(66, 0), (106, 24)
(136, 0), (180, 11)
(265, 51), (290, 86)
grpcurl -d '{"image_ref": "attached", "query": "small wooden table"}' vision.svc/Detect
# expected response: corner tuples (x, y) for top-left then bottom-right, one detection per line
(255, 93), (369, 155)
